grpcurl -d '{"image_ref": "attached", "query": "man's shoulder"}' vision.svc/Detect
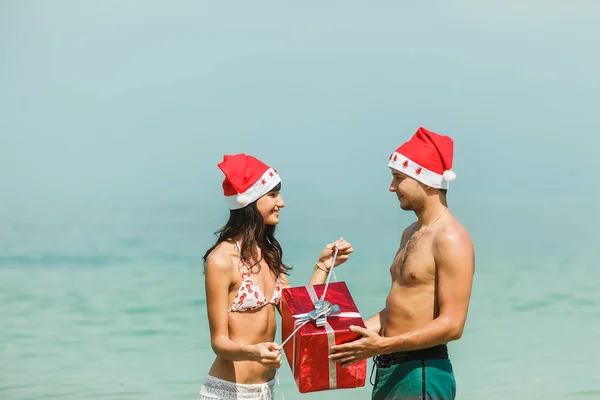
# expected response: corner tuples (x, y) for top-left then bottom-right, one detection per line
(433, 217), (475, 274)
(434, 218), (474, 255)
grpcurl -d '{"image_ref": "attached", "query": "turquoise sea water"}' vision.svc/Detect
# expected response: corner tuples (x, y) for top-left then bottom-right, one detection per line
(1, 197), (599, 400)
(3, 2), (600, 399)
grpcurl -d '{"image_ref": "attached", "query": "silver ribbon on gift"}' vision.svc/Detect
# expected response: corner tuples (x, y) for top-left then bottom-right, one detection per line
(280, 247), (361, 390)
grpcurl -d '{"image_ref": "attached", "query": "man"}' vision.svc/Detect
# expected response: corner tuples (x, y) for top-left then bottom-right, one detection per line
(329, 127), (475, 400)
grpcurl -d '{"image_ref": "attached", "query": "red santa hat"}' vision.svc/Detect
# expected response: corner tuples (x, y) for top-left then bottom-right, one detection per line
(388, 127), (456, 189)
(217, 153), (281, 210)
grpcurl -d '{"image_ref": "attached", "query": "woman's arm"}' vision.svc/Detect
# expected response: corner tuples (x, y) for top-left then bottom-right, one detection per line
(278, 238), (354, 290)
(308, 238), (354, 285)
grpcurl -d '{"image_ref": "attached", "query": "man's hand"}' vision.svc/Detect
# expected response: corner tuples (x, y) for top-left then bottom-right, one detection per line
(329, 325), (385, 368)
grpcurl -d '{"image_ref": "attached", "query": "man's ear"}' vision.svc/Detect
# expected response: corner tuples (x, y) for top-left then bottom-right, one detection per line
(423, 183), (435, 193)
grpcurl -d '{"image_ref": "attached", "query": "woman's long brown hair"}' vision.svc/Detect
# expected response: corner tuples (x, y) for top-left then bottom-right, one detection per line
(203, 183), (291, 276)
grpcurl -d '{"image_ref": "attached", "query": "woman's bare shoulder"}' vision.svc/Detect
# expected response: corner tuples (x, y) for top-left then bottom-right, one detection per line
(205, 241), (238, 275)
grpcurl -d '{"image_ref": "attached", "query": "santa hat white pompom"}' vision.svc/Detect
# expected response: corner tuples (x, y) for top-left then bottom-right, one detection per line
(443, 170), (456, 182)
(237, 193), (250, 207)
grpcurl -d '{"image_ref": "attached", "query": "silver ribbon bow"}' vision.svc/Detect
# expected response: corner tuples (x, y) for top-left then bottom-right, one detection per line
(280, 245), (361, 390)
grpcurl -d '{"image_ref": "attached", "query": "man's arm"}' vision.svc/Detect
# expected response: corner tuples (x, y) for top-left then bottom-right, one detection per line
(380, 225), (475, 352)
(364, 309), (385, 333)
(330, 223), (474, 366)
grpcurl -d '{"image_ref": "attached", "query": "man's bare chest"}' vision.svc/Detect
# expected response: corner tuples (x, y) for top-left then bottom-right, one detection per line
(390, 243), (436, 286)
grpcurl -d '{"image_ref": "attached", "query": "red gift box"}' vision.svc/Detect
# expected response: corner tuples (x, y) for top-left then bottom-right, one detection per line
(280, 281), (367, 393)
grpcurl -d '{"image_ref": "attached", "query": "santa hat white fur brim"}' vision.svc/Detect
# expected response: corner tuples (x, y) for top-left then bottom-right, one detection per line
(388, 152), (455, 189)
(225, 168), (281, 210)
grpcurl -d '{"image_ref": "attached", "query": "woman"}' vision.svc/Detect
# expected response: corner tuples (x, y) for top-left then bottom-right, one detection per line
(199, 153), (353, 400)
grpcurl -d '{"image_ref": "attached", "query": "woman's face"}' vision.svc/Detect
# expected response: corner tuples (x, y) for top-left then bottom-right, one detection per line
(256, 189), (285, 225)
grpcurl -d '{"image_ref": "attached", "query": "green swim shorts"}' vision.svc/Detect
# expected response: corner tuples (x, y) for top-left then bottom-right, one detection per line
(371, 345), (456, 400)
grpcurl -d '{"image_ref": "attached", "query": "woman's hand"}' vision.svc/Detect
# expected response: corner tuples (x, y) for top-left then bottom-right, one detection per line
(251, 342), (282, 369)
(316, 238), (354, 271)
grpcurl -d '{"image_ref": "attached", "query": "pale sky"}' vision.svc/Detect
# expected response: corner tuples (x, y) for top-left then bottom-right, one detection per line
(2, 1), (599, 208)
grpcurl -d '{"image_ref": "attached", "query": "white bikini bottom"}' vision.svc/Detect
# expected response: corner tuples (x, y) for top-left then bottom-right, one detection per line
(199, 374), (276, 400)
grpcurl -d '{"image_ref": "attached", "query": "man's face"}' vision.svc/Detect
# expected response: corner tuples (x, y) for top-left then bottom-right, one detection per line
(389, 169), (425, 210)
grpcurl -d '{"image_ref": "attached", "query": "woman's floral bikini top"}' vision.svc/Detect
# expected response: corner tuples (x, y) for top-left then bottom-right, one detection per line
(228, 243), (282, 313)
